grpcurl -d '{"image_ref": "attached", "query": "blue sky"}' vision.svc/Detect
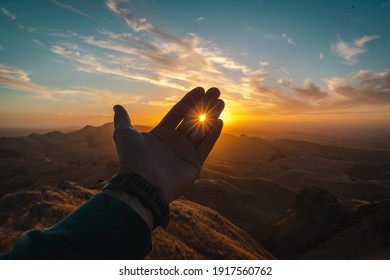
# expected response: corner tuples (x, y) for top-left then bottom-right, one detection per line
(0, 0), (389, 129)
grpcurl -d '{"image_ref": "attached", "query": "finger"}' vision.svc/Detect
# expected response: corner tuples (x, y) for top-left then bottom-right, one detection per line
(177, 88), (220, 135)
(113, 105), (133, 131)
(187, 122), (207, 147)
(197, 119), (223, 161)
(155, 87), (204, 129)
(207, 99), (225, 119)
(187, 99), (225, 146)
(198, 87), (220, 113)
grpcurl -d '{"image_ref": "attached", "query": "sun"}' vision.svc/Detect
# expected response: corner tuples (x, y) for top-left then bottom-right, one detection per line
(199, 114), (206, 122)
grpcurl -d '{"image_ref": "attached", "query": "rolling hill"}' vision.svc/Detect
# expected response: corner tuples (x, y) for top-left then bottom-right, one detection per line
(1, 122), (390, 259)
(261, 187), (390, 259)
(0, 181), (274, 259)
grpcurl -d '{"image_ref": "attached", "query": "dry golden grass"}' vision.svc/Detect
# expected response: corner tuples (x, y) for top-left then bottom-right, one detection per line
(0, 182), (95, 253)
(149, 199), (275, 259)
(1, 123), (390, 259)
(0, 183), (274, 259)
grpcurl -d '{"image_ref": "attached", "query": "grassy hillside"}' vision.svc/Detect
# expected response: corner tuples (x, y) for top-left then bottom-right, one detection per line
(1, 123), (390, 259)
(0, 182), (274, 259)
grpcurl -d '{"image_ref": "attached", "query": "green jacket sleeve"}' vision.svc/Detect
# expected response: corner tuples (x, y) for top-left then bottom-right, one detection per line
(0, 193), (152, 259)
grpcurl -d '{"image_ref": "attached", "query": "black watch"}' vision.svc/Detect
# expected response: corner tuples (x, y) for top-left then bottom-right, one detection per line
(103, 172), (170, 228)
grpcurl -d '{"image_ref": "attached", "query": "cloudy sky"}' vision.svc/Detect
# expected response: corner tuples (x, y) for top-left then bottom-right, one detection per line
(0, 0), (389, 130)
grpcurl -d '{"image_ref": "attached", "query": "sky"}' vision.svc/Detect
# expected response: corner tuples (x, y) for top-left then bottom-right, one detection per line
(0, 0), (389, 131)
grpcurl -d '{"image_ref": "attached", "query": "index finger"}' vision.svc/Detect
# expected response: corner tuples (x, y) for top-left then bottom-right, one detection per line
(154, 87), (205, 129)
(197, 119), (223, 162)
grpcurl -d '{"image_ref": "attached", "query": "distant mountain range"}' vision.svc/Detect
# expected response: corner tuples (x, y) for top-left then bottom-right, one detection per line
(1, 122), (390, 259)
(0, 126), (82, 138)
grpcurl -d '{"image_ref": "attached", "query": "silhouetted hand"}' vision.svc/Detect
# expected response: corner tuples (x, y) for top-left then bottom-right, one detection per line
(112, 87), (224, 203)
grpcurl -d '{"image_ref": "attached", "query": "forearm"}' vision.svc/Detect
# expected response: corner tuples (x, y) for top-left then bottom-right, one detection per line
(1, 193), (152, 260)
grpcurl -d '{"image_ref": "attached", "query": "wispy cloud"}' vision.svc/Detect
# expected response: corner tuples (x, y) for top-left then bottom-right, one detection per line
(50, 43), (188, 90)
(281, 79), (329, 101)
(381, 2), (390, 8)
(98, 28), (154, 49)
(1, 7), (16, 20)
(327, 69), (390, 106)
(242, 24), (257, 35)
(146, 95), (182, 107)
(272, 69), (390, 112)
(106, 0), (153, 32)
(33, 39), (44, 48)
(50, 0), (94, 20)
(319, 52), (324, 60)
(0, 64), (140, 104)
(259, 59), (270, 66)
(0, 64), (52, 98)
(48, 1), (254, 96)
(42, 0), (390, 117)
(27, 26), (75, 38)
(282, 33), (295, 45)
(331, 34), (379, 65)
(195, 16), (205, 23)
(354, 35), (379, 47)
(344, 13), (361, 22)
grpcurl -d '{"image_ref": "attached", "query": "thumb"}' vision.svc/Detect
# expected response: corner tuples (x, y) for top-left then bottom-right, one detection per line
(113, 105), (133, 130)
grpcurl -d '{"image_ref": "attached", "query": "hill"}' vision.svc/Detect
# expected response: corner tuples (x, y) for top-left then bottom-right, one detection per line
(0, 182), (274, 259)
(186, 172), (295, 236)
(0, 123), (152, 196)
(149, 199), (274, 259)
(1, 122), (390, 259)
(261, 187), (390, 259)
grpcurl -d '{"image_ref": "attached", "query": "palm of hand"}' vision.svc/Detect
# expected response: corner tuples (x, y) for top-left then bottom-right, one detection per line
(116, 128), (201, 203)
(113, 87), (224, 203)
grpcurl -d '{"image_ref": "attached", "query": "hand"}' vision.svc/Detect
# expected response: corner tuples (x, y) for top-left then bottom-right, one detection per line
(112, 87), (224, 203)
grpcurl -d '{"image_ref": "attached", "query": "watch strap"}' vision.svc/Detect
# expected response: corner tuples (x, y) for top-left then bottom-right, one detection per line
(103, 172), (170, 228)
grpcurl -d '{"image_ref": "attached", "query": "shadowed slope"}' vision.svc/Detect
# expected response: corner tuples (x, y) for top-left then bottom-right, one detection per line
(149, 199), (275, 259)
(261, 187), (353, 259)
(0, 182), (274, 259)
(262, 187), (390, 259)
(303, 199), (390, 259)
(186, 171), (295, 237)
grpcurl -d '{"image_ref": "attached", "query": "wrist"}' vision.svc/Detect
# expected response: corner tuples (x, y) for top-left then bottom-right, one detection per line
(118, 166), (170, 203)
(102, 172), (170, 228)
(102, 189), (154, 230)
